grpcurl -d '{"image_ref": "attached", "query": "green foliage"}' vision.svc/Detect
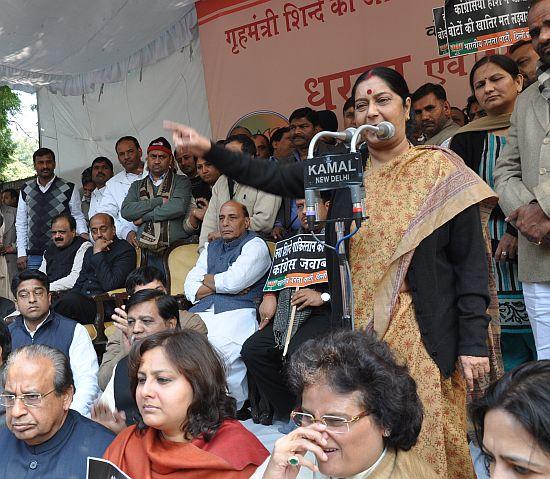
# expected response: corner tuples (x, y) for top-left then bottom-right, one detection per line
(4, 135), (37, 180)
(0, 86), (22, 181)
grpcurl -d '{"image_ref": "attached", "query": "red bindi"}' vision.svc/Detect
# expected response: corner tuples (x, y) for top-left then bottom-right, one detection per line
(367, 89), (372, 95)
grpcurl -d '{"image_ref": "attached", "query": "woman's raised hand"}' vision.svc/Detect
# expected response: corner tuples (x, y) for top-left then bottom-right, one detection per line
(163, 121), (212, 157)
(261, 423), (328, 479)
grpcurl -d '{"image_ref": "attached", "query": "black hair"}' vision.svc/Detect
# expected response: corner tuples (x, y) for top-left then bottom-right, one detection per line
(252, 133), (269, 143)
(351, 67), (413, 140)
(469, 54), (520, 92)
(509, 39), (532, 55)
(343, 96), (355, 113)
(92, 156), (114, 171)
(289, 107), (320, 127)
(81, 167), (93, 186)
(1, 189), (18, 201)
(253, 133), (272, 157)
(270, 126), (290, 147)
(33, 147), (55, 163)
(115, 136), (141, 153)
(129, 330), (236, 441)
(411, 82), (448, 103)
(126, 289), (180, 326)
(317, 109), (339, 132)
(11, 270), (50, 297)
(289, 329), (423, 451)
(351, 67), (410, 106)
(0, 319), (11, 362)
(451, 106), (468, 125)
(471, 360), (550, 458)
(224, 134), (257, 157)
(51, 212), (76, 231)
(125, 266), (166, 295)
(466, 94), (480, 116)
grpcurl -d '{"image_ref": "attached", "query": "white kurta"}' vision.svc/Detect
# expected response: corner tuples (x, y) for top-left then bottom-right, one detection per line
(99, 169), (146, 241)
(184, 237), (272, 408)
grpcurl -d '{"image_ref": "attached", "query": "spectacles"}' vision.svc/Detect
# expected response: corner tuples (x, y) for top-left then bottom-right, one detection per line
(0, 389), (56, 407)
(290, 410), (369, 434)
(17, 288), (47, 299)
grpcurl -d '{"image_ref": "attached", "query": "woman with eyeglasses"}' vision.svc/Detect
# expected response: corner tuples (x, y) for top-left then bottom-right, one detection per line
(470, 360), (550, 477)
(166, 66), (499, 478)
(251, 330), (438, 479)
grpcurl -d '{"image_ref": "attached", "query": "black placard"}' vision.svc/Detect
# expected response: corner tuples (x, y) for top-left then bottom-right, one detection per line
(303, 152), (363, 191)
(264, 233), (328, 292)
(444, 0), (530, 57)
(87, 457), (132, 479)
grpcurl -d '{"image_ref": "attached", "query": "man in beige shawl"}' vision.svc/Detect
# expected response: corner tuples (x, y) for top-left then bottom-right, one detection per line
(412, 83), (460, 147)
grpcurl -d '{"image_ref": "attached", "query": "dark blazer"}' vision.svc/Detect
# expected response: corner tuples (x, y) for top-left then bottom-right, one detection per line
(72, 238), (136, 296)
(203, 143), (491, 377)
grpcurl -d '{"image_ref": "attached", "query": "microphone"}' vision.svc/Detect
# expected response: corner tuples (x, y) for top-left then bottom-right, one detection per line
(330, 127), (357, 143)
(305, 188), (321, 230)
(349, 183), (365, 228)
(375, 121), (396, 140)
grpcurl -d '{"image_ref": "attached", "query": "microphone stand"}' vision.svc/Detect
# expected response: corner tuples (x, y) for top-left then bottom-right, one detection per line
(307, 131), (368, 330)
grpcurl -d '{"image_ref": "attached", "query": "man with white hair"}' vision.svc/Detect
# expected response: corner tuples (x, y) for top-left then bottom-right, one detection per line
(0, 344), (114, 478)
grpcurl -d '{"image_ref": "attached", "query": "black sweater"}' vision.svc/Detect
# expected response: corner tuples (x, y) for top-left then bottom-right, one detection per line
(204, 144), (491, 377)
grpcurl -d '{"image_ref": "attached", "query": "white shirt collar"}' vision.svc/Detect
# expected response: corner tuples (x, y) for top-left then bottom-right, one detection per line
(23, 312), (51, 338)
(36, 175), (57, 191)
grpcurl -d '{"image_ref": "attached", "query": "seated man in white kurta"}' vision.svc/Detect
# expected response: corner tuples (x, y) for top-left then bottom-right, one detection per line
(184, 200), (271, 408)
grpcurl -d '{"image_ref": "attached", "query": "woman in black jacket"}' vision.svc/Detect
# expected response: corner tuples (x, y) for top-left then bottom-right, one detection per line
(166, 67), (497, 478)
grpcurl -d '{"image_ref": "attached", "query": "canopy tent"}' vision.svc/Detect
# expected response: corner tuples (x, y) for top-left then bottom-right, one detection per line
(0, 0), (211, 183)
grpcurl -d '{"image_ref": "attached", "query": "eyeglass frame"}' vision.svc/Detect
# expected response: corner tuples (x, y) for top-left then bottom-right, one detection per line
(290, 410), (369, 434)
(0, 389), (56, 408)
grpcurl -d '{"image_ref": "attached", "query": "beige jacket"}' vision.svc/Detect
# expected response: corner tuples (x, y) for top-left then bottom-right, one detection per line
(98, 310), (206, 390)
(494, 82), (550, 282)
(198, 175), (281, 249)
(250, 448), (438, 479)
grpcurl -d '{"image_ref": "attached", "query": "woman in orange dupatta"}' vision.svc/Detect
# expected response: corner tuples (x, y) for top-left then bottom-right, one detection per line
(348, 68), (499, 479)
(103, 330), (268, 478)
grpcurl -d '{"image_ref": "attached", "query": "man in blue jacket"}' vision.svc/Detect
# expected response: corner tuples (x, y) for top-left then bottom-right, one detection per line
(9, 270), (99, 416)
(0, 344), (114, 478)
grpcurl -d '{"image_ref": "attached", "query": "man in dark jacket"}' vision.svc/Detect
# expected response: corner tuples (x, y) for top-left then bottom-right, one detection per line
(38, 213), (91, 292)
(0, 344), (113, 478)
(54, 213), (136, 324)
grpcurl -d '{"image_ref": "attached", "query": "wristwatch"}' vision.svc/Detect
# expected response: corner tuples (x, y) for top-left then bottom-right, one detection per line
(320, 292), (331, 303)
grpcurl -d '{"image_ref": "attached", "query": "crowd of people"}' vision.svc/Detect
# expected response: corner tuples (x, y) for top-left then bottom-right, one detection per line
(0, 1), (550, 478)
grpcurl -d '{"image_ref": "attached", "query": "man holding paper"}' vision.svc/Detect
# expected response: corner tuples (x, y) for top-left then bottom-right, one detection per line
(241, 196), (332, 425)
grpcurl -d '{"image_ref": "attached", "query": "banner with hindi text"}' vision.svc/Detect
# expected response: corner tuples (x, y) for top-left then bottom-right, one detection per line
(444, 0), (530, 57)
(196, 0), (487, 140)
(264, 234), (328, 292)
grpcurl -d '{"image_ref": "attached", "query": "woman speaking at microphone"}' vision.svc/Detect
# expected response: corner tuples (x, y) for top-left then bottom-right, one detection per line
(166, 66), (498, 478)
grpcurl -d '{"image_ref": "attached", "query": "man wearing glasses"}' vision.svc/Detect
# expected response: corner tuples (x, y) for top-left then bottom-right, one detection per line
(0, 344), (114, 478)
(8, 270), (100, 416)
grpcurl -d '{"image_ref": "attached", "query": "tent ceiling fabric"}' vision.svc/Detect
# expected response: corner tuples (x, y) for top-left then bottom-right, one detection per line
(0, 0), (196, 95)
